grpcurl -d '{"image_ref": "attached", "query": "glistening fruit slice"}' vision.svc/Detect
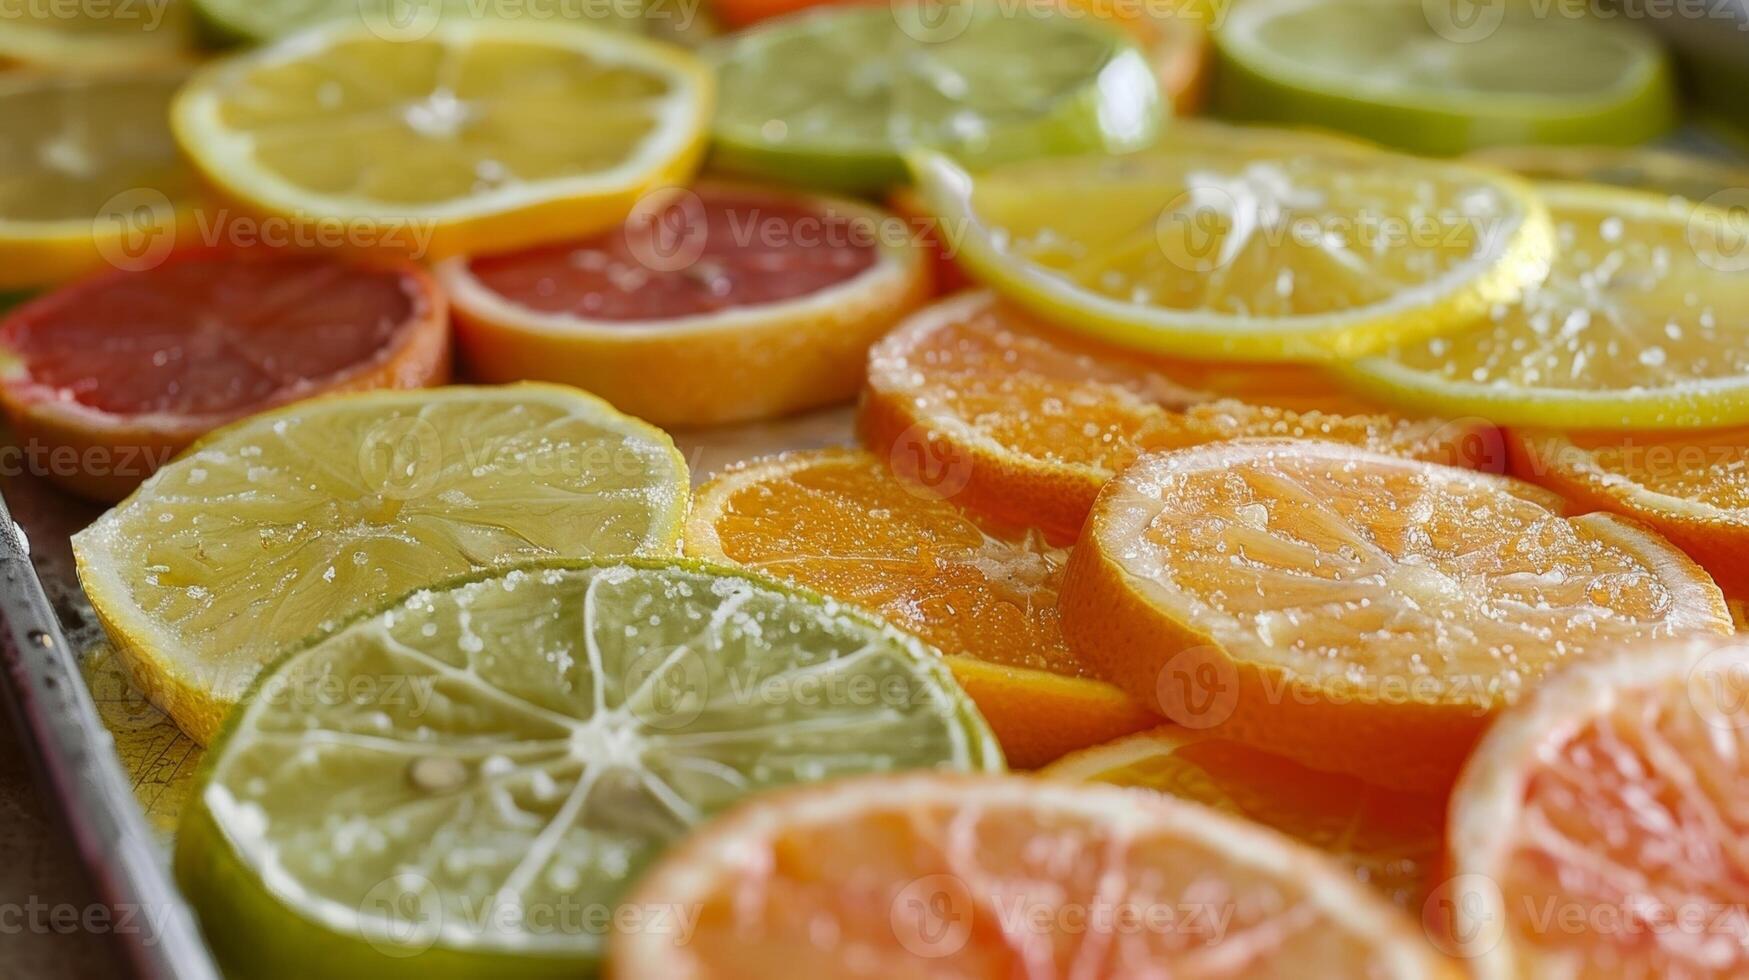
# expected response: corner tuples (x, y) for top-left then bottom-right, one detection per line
(0, 71), (200, 290)
(611, 773), (1456, 978)
(1059, 440), (1731, 793)
(684, 448), (1158, 767)
(176, 559), (1001, 978)
(1508, 428), (1749, 596)
(170, 19), (714, 260)
(1352, 184), (1749, 428)
(0, 249), (450, 501)
(1445, 634), (1749, 978)
(860, 292), (1502, 543)
(73, 384), (689, 744)
(710, 4), (1160, 192)
(441, 181), (930, 427)
(0, 0), (192, 69)
(1468, 144), (1749, 204)
(909, 134), (1551, 359)
(1044, 727), (1445, 909)
(1213, 0), (1676, 155)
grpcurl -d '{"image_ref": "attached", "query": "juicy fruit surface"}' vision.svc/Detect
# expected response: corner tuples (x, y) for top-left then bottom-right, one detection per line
(862, 292), (1499, 539)
(1, 253), (430, 416)
(182, 560), (999, 967)
(462, 187), (877, 321)
(711, 4), (1160, 190)
(911, 137), (1550, 357)
(690, 449), (1075, 676)
(73, 385), (688, 741)
(1045, 728), (1445, 909)
(1450, 636), (1749, 979)
(612, 774), (1453, 978)
(1084, 441), (1722, 697)
(1356, 186), (1749, 427)
(0, 72), (195, 224)
(685, 448), (1157, 765)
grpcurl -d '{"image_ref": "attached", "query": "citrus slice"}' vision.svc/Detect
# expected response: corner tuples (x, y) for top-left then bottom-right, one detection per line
(1044, 727), (1444, 909)
(1352, 184), (1749, 428)
(0, 71), (201, 290)
(612, 773), (1456, 977)
(176, 558), (1001, 977)
(908, 134), (1552, 359)
(190, 0), (679, 45)
(1508, 427), (1749, 597)
(1445, 633), (1749, 978)
(886, 185), (972, 295)
(860, 292), (1503, 543)
(1213, 0), (1676, 155)
(684, 448), (1158, 767)
(170, 19), (714, 261)
(0, 248), (450, 501)
(441, 180), (930, 427)
(709, 4), (1161, 193)
(1468, 144), (1749, 204)
(1059, 440), (1732, 793)
(73, 384), (689, 744)
(0, 0), (192, 69)
(1063, 0), (1210, 112)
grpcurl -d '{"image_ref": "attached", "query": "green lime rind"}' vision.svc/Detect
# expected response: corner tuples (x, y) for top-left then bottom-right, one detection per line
(189, 0), (672, 46)
(709, 3), (1164, 193)
(176, 556), (1002, 979)
(1213, 0), (1677, 155)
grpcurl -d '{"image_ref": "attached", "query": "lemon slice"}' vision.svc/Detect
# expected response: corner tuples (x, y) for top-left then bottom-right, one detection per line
(73, 384), (690, 744)
(1213, 0), (1676, 155)
(909, 133), (1552, 359)
(0, 71), (200, 290)
(171, 19), (713, 259)
(1351, 184), (1749, 429)
(709, 3), (1161, 192)
(176, 558), (1000, 976)
(0, 0), (193, 69)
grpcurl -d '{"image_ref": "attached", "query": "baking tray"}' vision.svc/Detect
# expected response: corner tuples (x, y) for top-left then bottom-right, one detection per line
(0, 404), (855, 977)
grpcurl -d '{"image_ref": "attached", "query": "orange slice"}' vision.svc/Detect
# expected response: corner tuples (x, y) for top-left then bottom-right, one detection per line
(0, 248), (449, 501)
(442, 180), (929, 427)
(1059, 440), (1732, 793)
(860, 291), (1502, 543)
(1045, 727), (1445, 909)
(611, 773), (1458, 978)
(1445, 634), (1749, 978)
(684, 448), (1157, 767)
(1509, 428), (1749, 597)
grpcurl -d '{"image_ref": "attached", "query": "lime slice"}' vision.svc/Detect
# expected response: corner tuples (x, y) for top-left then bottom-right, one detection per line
(908, 132), (1551, 359)
(190, 0), (687, 46)
(1213, 0), (1676, 155)
(709, 3), (1162, 192)
(73, 384), (690, 744)
(1467, 144), (1749, 204)
(0, 0), (193, 68)
(1350, 184), (1749, 428)
(175, 557), (1001, 976)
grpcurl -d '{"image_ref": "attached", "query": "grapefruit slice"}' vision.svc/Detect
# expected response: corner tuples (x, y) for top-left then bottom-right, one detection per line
(0, 249), (449, 501)
(1446, 634), (1749, 978)
(1509, 428), (1749, 597)
(685, 448), (1158, 767)
(610, 773), (1457, 978)
(860, 292), (1502, 543)
(1045, 727), (1446, 910)
(442, 180), (930, 427)
(1059, 440), (1732, 793)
